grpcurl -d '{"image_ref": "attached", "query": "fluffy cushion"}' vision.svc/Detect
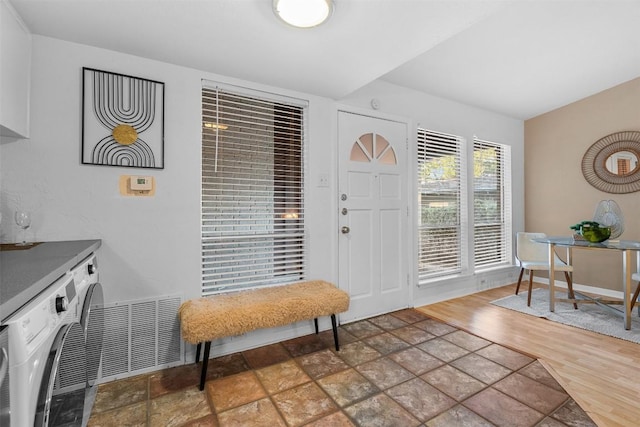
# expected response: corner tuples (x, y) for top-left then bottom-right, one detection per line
(179, 280), (350, 344)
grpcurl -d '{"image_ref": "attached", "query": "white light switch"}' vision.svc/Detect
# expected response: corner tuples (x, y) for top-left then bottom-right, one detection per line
(318, 173), (329, 188)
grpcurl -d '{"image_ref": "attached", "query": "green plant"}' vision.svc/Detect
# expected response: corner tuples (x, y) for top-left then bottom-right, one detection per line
(569, 220), (600, 232)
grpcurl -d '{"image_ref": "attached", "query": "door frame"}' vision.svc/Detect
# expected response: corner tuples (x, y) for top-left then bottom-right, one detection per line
(335, 106), (415, 322)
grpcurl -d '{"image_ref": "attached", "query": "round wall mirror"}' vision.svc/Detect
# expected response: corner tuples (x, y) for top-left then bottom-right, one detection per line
(582, 131), (640, 193)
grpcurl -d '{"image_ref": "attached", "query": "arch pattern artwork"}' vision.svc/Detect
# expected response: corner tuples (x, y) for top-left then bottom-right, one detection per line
(82, 68), (164, 169)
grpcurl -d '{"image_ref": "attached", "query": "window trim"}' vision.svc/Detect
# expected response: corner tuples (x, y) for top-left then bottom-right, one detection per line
(472, 137), (512, 271)
(416, 127), (468, 283)
(201, 82), (308, 296)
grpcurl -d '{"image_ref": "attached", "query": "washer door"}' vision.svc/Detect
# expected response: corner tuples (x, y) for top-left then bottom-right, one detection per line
(34, 322), (87, 427)
(0, 326), (9, 427)
(80, 282), (104, 387)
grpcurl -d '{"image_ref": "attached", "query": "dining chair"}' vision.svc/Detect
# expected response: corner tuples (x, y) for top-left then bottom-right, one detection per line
(631, 255), (640, 316)
(515, 232), (578, 308)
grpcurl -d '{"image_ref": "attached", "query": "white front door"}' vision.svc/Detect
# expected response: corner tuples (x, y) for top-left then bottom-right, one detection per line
(338, 110), (409, 322)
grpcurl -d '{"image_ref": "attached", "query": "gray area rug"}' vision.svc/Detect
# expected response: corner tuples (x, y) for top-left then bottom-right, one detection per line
(491, 288), (640, 344)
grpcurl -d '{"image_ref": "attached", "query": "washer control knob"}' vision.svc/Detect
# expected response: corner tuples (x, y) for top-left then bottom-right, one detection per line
(55, 296), (68, 313)
(88, 263), (96, 275)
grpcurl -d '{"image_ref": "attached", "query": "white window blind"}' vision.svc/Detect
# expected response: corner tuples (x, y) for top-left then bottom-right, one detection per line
(417, 128), (467, 281)
(201, 87), (306, 295)
(473, 137), (512, 270)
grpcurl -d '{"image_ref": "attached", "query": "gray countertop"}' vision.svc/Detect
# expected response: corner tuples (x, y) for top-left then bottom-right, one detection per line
(0, 239), (102, 322)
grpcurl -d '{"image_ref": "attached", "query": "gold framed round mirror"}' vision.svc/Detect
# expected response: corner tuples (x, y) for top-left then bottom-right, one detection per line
(581, 131), (640, 193)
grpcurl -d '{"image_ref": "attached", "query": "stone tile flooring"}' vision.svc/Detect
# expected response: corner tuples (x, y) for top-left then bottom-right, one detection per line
(87, 309), (596, 427)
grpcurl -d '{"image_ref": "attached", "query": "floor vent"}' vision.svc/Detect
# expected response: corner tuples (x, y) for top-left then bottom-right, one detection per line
(98, 294), (183, 382)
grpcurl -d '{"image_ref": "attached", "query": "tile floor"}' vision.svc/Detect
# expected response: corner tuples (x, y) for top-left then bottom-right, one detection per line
(87, 309), (596, 427)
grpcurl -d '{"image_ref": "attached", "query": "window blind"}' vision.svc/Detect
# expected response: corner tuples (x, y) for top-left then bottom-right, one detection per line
(201, 87), (306, 295)
(473, 137), (512, 269)
(417, 128), (466, 281)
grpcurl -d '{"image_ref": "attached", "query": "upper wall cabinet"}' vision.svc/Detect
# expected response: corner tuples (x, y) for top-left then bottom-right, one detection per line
(1, 0), (31, 139)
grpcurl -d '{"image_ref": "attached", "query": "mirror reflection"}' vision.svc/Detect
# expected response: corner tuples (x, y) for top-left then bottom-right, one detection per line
(605, 150), (639, 176)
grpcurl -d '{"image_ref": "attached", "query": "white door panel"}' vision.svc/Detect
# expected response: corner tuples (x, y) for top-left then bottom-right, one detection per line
(338, 111), (409, 322)
(347, 209), (373, 298)
(379, 173), (401, 199)
(348, 171), (372, 198)
(380, 209), (402, 293)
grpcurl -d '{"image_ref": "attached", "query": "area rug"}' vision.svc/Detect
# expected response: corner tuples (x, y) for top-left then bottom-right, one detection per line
(491, 288), (640, 344)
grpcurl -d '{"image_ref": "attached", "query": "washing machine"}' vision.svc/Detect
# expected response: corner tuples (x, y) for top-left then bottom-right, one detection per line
(0, 325), (10, 426)
(71, 253), (104, 388)
(4, 271), (86, 427)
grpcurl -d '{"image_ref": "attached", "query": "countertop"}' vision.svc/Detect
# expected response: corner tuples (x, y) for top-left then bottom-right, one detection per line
(0, 239), (101, 322)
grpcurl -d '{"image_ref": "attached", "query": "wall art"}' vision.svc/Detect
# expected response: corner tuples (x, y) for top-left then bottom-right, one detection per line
(82, 67), (164, 169)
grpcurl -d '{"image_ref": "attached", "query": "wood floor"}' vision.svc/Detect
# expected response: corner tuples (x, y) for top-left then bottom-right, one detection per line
(416, 283), (640, 427)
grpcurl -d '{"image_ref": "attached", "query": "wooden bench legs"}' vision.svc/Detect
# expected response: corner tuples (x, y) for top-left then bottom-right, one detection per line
(195, 314), (340, 391)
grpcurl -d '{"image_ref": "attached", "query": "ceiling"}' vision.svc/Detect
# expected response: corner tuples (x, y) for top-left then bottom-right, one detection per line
(8, 0), (640, 120)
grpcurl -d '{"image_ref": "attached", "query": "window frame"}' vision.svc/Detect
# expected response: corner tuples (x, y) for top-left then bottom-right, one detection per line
(416, 127), (468, 283)
(201, 83), (308, 296)
(416, 128), (513, 284)
(472, 137), (512, 271)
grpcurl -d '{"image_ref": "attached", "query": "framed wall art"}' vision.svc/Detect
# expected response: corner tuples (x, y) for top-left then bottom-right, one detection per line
(82, 67), (165, 169)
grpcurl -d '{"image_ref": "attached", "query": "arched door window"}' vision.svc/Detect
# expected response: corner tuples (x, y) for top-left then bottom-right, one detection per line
(350, 132), (397, 165)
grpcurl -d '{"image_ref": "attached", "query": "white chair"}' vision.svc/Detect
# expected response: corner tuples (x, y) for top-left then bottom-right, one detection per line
(515, 232), (577, 308)
(631, 255), (640, 315)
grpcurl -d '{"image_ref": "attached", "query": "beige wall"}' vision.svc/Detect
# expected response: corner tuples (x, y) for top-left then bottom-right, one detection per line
(524, 77), (640, 292)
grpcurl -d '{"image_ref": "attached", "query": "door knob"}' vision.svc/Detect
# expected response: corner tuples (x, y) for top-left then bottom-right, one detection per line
(341, 226), (350, 234)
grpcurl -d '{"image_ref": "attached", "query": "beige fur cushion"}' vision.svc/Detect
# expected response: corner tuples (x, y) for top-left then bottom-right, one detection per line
(179, 280), (350, 344)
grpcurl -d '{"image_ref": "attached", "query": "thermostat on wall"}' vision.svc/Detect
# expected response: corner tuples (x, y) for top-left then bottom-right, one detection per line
(119, 175), (156, 196)
(130, 176), (153, 191)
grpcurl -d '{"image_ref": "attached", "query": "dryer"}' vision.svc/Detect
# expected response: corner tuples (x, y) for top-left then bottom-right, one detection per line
(4, 272), (86, 427)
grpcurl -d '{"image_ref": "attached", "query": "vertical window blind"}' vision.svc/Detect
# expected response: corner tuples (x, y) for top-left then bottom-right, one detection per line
(473, 137), (512, 270)
(201, 87), (306, 295)
(417, 128), (467, 281)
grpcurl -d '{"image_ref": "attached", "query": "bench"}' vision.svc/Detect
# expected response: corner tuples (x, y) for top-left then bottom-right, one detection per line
(178, 280), (350, 390)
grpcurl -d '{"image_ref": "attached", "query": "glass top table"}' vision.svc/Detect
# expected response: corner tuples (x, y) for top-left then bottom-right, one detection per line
(534, 237), (640, 330)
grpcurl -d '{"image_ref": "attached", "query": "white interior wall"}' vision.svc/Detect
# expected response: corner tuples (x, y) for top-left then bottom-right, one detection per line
(0, 35), (337, 306)
(0, 35), (524, 357)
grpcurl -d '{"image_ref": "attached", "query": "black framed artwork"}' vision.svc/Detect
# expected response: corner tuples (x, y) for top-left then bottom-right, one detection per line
(82, 67), (165, 169)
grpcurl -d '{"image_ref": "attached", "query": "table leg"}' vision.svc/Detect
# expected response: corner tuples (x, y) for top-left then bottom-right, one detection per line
(549, 243), (556, 312)
(623, 249), (632, 330)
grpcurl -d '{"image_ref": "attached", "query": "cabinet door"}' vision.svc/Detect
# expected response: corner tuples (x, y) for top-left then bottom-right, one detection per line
(0, 0), (31, 139)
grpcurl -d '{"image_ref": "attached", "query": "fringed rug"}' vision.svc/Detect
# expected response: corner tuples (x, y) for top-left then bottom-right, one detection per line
(491, 288), (640, 344)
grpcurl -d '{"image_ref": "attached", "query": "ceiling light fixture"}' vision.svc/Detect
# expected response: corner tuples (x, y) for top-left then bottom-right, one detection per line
(273, 0), (334, 28)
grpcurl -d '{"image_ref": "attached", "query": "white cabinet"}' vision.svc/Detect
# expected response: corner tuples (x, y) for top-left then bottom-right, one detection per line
(0, 0), (31, 139)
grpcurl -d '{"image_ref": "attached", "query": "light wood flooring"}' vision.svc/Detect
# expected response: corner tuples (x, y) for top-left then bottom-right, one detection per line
(417, 283), (640, 427)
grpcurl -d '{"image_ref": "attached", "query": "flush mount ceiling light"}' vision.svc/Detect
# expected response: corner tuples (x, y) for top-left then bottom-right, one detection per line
(273, 0), (334, 28)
